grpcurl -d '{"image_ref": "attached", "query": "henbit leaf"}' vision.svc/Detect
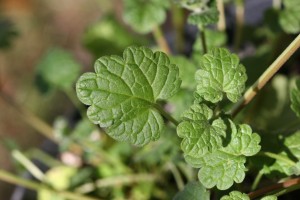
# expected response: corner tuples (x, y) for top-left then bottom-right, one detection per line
(188, 7), (219, 26)
(177, 104), (226, 158)
(177, 104), (261, 190)
(279, 0), (300, 34)
(76, 46), (181, 146)
(195, 48), (247, 103)
(36, 48), (81, 90)
(290, 79), (300, 118)
(123, 0), (169, 34)
(173, 181), (210, 200)
(220, 191), (249, 200)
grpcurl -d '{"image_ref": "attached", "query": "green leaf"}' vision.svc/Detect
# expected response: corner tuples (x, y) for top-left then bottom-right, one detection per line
(220, 191), (249, 200)
(195, 48), (247, 103)
(173, 181), (210, 200)
(188, 7), (219, 26)
(177, 104), (260, 189)
(177, 104), (226, 158)
(76, 46), (181, 146)
(123, 0), (169, 34)
(291, 79), (300, 118)
(279, 0), (300, 34)
(36, 48), (81, 90)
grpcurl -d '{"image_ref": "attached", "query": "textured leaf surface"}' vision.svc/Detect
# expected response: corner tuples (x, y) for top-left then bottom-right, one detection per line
(123, 0), (169, 33)
(177, 106), (260, 189)
(36, 48), (81, 90)
(261, 196), (278, 200)
(220, 191), (249, 200)
(173, 181), (210, 200)
(188, 7), (219, 26)
(76, 46), (181, 146)
(195, 48), (247, 103)
(291, 79), (300, 118)
(279, 0), (300, 34)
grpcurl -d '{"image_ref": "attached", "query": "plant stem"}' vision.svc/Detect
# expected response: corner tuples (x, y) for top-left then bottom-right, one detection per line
(153, 26), (171, 54)
(12, 150), (45, 181)
(229, 34), (300, 117)
(234, 0), (244, 51)
(0, 92), (56, 142)
(154, 104), (179, 126)
(251, 169), (264, 191)
(217, 0), (226, 31)
(248, 177), (300, 199)
(0, 169), (100, 200)
(171, 3), (184, 53)
(76, 174), (158, 194)
(273, 0), (282, 10)
(167, 162), (185, 191)
(199, 25), (208, 54)
(258, 151), (296, 166)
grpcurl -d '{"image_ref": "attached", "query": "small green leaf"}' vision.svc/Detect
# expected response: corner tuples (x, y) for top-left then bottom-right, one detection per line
(195, 48), (247, 103)
(290, 79), (300, 118)
(188, 7), (219, 26)
(220, 191), (249, 200)
(36, 48), (81, 90)
(177, 104), (260, 190)
(76, 46), (181, 146)
(173, 181), (210, 200)
(279, 0), (300, 34)
(123, 0), (169, 34)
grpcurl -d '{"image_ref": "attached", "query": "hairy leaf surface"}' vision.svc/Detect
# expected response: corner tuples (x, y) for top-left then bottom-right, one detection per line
(76, 46), (181, 146)
(195, 48), (247, 103)
(123, 0), (169, 33)
(220, 191), (249, 200)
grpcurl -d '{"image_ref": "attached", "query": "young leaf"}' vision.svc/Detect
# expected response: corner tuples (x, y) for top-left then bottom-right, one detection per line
(220, 191), (249, 200)
(195, 48), (247, 103)
(76, 46), (181, 146)
(123, 0), (169, 34)
(177, 107), (260, 189)
(36, 48), (81, 91)
(188, 7), (219, 26)
(290, 79), (300, 118)
(261, 196), (278, 200)
(279, 0), (300, 34)
(173, 181), (210, 200)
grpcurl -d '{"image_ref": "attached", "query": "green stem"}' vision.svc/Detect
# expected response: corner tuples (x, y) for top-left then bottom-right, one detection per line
(251, 169), (264, 191)
(217, 0), (226, 31)
(171, 3), (184, 53)
(272, 184), (300, 197)
(152, 26), (171, 54)
(234, 0), (244, 51)
(76, 174), (158, 194)
(154, 104), (179, 126)
(26, 149), (62, 167)
(167, 162), (185, 191)
(229, 34), (300, 117)
(248, 177), (300, 199)
(199, 26), (207, 54)
(12, 150), (45, 181)
(258, 151), (296, 166)
(0, 169), (100, 200)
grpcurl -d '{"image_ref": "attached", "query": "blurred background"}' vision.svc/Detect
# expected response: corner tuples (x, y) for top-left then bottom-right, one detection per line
(0, 0), (300, 199)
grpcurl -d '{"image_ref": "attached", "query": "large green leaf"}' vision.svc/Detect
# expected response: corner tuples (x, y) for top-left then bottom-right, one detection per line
(195, 48), (247, 103)
(36, 48), (81, 90)
(177, 105), (260, 190)
(76, 46), (181, 146)
(173, 181), (210, 200)
(123, 0), (169, 34)
(291, 79), (300, 118)
(279, 0), (300, 34)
